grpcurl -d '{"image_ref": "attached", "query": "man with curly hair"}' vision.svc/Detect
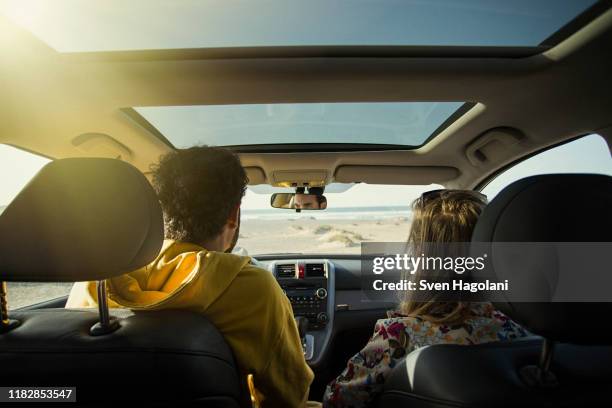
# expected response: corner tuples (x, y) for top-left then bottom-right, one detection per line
(67, 146), (314, 407)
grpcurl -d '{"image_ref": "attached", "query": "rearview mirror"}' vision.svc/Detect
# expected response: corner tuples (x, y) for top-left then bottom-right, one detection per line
(270, 193), (327, 210)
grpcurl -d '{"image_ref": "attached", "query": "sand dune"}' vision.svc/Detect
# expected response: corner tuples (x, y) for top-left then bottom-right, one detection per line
(238, 216), (411, 255)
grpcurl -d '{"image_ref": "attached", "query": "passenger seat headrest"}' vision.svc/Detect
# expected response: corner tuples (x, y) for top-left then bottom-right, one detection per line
(472, 174), (612, 344)
(0, 158), (163, 282)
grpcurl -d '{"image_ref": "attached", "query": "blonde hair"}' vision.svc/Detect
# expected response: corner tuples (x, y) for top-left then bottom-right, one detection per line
(399, 190), (487, 325)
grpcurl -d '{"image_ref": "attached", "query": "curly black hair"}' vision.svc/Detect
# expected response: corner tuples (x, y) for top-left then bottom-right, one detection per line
(150, 146), (248, 245)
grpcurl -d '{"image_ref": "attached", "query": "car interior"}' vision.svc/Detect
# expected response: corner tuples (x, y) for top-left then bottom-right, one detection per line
(1, 1), (612, 406)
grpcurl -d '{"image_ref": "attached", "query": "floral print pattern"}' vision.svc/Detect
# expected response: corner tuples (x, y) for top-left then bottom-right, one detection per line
(323, 303), (528, 407)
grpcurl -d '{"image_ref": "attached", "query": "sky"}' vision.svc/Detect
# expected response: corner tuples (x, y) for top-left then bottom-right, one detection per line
(2, 134), (610, 209)
(134, 102), (463, 148)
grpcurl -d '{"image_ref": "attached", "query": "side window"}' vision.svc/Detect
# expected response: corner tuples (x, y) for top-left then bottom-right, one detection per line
(0, 145), (71, 309)
(0, 145), (50, 214)
(482, 134), (612, 199)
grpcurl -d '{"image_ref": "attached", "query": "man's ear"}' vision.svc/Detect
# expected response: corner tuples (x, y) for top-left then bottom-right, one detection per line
(227, 204), (240, 228)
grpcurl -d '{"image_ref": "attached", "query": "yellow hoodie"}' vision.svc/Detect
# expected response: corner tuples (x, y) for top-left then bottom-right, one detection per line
(66, 240), (314, 407)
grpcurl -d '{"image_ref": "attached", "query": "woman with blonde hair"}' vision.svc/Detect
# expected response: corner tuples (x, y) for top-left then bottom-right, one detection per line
(323, 190), (528, 408)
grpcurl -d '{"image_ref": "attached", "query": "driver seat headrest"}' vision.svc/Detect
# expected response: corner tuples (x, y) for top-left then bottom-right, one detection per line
(0, 158), (164, 282)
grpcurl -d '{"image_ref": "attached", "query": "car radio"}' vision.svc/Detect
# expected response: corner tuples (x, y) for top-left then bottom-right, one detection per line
(273, 261), (330, 330)
(284, 286), (329, 329)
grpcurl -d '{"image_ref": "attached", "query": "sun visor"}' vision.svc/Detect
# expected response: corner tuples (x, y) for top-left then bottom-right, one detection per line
(334, 165), (459, 185)
(244, 166), (267, 185)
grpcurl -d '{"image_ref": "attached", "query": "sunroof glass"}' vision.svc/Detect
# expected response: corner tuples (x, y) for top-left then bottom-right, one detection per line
(0, 0), (598, 52)
(133, 102), (468, 149)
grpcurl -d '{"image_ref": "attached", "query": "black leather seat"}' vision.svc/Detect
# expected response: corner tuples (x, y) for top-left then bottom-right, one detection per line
(0, 158), (243, 406)
(376, 174), (612, 407)
(381, 340), (612, 408)
(3, 309), (242, 406)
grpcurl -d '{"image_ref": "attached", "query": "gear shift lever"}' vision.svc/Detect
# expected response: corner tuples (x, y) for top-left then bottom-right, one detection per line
(295, 316), (309, 339)
(294, 316), (314, 360)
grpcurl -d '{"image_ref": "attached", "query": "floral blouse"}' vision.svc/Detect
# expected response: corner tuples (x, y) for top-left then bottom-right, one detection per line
(323, 303), (528, 408)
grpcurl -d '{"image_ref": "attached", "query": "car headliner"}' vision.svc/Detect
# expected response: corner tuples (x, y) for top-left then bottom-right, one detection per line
(0, 5), (611, 190)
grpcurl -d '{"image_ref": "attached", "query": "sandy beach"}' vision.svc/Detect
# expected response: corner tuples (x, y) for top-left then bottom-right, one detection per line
(7, 282), (73, 310)
(238, 215), (412, 256)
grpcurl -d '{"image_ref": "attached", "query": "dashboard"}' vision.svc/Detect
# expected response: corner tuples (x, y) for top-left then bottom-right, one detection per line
(257, 256), (395, 369)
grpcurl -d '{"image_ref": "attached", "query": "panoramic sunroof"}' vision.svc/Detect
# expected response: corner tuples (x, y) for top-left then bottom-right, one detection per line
(133, 102), (468, 150)
(0, 0), (599, 52)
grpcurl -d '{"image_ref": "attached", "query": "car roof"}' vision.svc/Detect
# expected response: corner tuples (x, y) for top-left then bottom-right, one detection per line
(1, 2), (611, 189)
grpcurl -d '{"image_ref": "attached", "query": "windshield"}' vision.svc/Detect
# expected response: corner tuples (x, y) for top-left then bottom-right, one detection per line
(239, 183), (440, 255)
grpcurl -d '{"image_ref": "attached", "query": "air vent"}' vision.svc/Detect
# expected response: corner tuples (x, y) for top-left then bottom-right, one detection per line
(305, 263), (326, 278)
(276, 264), (297, 278)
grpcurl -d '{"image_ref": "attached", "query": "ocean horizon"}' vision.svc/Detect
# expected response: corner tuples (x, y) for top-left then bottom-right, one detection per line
(242, 205), (412, 220)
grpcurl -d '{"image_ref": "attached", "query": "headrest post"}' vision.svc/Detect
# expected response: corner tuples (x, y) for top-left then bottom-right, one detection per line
(538, 338), (555, 380)
(89, 280), (119, 336)
(97, 280), (111, 327)
(0, 281), (20, 334)
(520, 338), (558, 388)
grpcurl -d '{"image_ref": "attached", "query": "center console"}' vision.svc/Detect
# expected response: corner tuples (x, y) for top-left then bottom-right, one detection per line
(269, 260), (335, 366)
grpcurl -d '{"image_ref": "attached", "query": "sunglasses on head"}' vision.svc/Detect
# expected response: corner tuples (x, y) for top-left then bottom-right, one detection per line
(420, 189), (488, 202)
